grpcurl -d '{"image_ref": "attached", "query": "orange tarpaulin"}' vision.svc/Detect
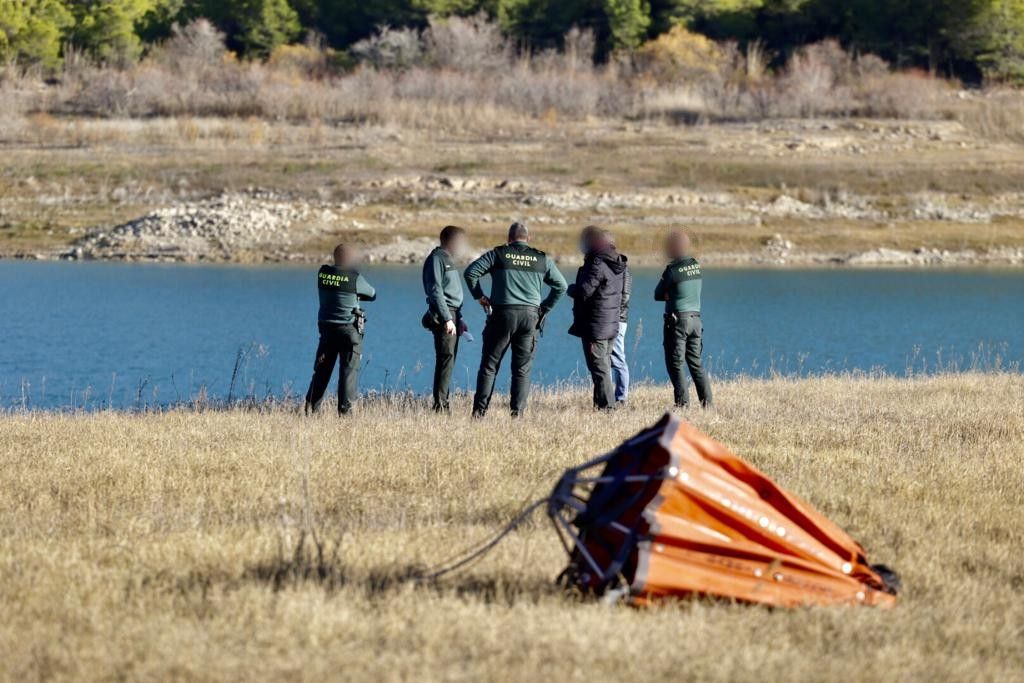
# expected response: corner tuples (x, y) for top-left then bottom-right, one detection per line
(548, 414), (899, 607)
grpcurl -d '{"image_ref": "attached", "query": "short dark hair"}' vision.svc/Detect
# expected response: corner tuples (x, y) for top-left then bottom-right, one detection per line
(508, 222), (529, 242)
(332, 243), (348, 265)
(581, 225), (603, 242)
(440, 225), (465, 245)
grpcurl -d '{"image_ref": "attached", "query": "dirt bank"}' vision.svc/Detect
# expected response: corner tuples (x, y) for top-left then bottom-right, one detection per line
(3, 117), (1024, 266)
(29, 187), (1024, 267)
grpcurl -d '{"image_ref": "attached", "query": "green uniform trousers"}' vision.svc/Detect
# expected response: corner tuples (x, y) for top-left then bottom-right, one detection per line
(473, 306), (540, 417)
(664, 312), (712, 408)
(305, 322), (363, 415)
(431, 309), (462, 413)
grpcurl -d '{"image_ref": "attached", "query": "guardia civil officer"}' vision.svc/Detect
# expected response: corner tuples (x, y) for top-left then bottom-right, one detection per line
(464, 222), (567, 418)
(567, 226), (627, 410)
(304, 244), (377, 416)
(422, 226), (469, 413)
(655, 230), (712, 408)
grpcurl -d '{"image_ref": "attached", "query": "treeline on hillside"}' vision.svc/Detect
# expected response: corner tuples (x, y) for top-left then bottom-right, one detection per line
(1, 0), (1023, 82)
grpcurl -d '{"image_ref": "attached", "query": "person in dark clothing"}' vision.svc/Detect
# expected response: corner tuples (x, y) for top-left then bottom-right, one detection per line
(464, 222), (567, 418)
(606, 231), (632, 404)
(655, 230), (712, 409)
(305, 244), (377, 415)
(422, 225), (468, 413)
(567, 226), (627, 410)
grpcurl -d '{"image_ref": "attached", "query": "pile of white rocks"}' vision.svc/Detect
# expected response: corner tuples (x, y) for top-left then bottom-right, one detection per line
(843, 246), (1024, 266)
(68, 191), (338, 261)
(362, 236), (438, 264)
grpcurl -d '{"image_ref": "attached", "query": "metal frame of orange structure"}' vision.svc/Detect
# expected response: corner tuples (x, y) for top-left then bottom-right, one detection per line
(548, 414), (899, 608)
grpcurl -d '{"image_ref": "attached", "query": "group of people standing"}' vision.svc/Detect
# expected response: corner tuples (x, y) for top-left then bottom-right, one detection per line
(304, 222), (712, 417)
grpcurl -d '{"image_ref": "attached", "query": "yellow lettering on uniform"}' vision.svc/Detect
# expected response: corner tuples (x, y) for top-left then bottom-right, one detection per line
(507, 253), (539, 266)
(320, 273), (350, 286)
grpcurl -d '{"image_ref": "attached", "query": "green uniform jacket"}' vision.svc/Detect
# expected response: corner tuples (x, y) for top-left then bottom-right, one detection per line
(317, 265), (376, 325)
(422, 247), (464, 322)
(654, 257), (703, 313)
(464, 241), (567, 313)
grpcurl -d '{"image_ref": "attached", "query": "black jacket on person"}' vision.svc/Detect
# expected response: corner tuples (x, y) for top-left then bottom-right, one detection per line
(567, 248), (628, 341)
(619, 258), (632, 323)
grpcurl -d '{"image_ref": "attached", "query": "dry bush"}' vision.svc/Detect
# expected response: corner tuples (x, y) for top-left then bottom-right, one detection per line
(424, 13), (510, 72)
(350, 26), (424, 70)
(0, 17), (980, 129)
(683, 40), (954, 121)
(958, 90), (1024, 143)
(0, 79), (33, 122)
(562, 26), (597, 73)
(855, 70), (951, 118)
(267, 43), (330, 80)
(777, 40), (854, 117)
(634, 25), (725, 85)
(155, 19), (226, 76)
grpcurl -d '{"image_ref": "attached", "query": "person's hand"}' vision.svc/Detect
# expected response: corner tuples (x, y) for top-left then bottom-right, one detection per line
(457, 319), (468, 336)
(478, 296), (492, 312)
(444, 320), (457, 336)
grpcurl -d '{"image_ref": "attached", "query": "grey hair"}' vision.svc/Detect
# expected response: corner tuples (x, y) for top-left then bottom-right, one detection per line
(508, 222), (529, 242)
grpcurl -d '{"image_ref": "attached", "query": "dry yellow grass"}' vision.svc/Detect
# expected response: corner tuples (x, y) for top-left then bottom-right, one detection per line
(1, 375), (1023, 681)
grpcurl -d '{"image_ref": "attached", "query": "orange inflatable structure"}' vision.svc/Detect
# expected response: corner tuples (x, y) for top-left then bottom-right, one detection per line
(548, 414), (900, 607)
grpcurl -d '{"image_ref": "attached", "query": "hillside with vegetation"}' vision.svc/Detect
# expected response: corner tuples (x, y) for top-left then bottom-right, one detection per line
(3, 1), (1024, 82)
(2, 3), (1024, 264)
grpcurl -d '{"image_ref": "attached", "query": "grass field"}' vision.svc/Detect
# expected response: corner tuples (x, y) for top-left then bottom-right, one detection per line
(1, 374), (1022, 681)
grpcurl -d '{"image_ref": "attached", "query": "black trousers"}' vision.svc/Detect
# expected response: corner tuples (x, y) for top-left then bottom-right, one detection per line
(305, 322), (363, 415)
(664, 312), (712, 408)
(431, 309), (462, 413)
(473, 306), (539, 417)
(582, 337), (615, 409)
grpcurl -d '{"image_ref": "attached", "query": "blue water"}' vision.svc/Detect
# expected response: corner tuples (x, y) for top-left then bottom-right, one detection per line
(1, 262), (1022, 410)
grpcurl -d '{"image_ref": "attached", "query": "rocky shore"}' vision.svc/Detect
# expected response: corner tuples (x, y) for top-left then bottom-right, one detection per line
(5, 184), (1023, 268)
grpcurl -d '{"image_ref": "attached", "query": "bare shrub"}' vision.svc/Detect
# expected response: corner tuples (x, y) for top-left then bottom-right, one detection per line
(498, 62), (600, 117)
(2, 14), (972, 129)
(563, 27), (596, 73)
(424, 13), (509, 72)
(154, 19), (228, 80)
(351, 26), (424, 70)
(267, 33), (345, 80)
(0, 73), (36, 119)
(700, 42), (749, 118)
(62, 66), (137, 116)
(855, 70), (950, 118)
(959, 90), (1024, 143)
(779, 41), (851, 117)
(855, 53), (890, 79)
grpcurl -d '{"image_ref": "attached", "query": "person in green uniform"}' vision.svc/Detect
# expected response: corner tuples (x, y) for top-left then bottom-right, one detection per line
(464, 222), (567, 418)
(305, 244), (377, 416)
(422, 225), (468, 413)
(655, 230), (712, 409)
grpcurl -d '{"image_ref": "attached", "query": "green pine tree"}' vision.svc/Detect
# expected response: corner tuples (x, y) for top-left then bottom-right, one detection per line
(0, 0), (74, 68)
(603, 0), (650, 49)
(964, 0), (1024, 81)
